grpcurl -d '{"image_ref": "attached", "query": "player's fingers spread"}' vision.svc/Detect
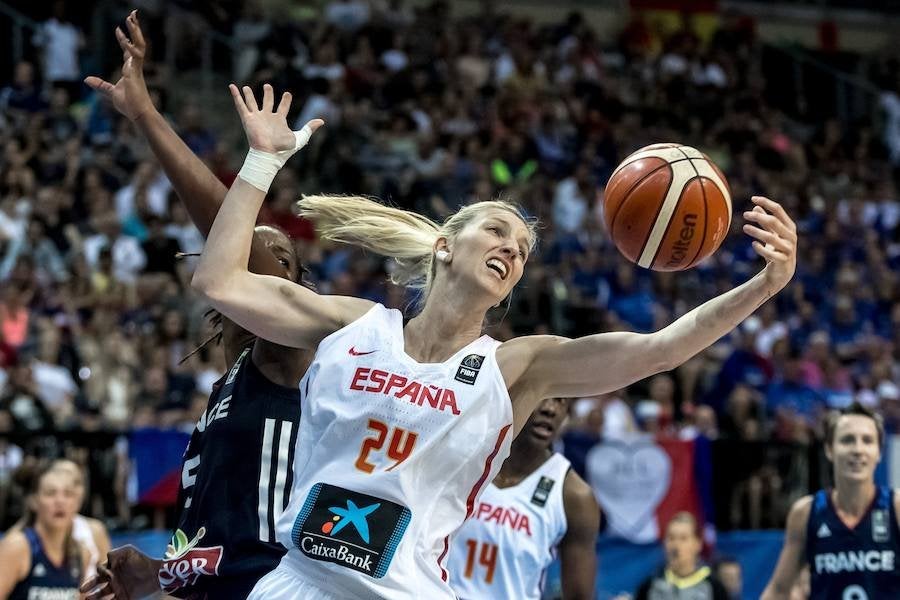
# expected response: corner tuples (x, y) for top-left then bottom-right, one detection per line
(276, 91), (292, 116)
(262, 83), (274, 111)
(242, 85), (259, 111)
(229, 84), (249, 115)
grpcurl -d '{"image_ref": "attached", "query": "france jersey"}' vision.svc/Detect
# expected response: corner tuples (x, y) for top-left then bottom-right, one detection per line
(160, 346), (303, 599)
(806, 486), (900, 600)
(8, 527), (80, 600)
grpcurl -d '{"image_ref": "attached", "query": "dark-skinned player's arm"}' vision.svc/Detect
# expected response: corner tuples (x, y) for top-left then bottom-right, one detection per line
(84, 10), (290, 366)
(559, 470), (600, 600)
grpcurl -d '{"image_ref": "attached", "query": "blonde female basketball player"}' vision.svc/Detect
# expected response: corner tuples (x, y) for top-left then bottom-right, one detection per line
(189, 83), (797, 600)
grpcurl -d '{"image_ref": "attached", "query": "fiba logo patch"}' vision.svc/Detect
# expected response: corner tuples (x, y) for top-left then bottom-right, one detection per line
(293, 483), (411, 578)
(530, 476), (556, 507)
(455, 354), (485, 385)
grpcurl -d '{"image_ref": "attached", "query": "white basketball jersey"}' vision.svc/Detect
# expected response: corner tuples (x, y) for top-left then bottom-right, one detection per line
(448, 453), (570, 600)
(72, 514), (100, 579)
(273, 304), (513, 599)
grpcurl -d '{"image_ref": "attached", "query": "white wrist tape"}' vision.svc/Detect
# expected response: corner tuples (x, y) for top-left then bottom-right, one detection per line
(238, 124), (315, 193)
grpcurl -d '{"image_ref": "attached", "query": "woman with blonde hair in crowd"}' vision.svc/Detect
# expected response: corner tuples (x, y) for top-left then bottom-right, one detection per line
(50, 459), (111, 580)
(0, 463), (87, 599)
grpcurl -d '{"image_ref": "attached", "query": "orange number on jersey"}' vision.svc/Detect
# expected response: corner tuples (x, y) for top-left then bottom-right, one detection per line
(354, 419), (388, 473)
(385, 427), (417, 471)
(355, 419), (418, 473)
(463, 539), (498, 584)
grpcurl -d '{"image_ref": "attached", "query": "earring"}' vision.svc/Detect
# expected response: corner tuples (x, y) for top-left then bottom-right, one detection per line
(436, 250), (450, 263)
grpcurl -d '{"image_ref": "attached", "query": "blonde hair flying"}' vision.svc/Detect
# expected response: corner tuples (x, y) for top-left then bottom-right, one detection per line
(295, 195), (537, 300)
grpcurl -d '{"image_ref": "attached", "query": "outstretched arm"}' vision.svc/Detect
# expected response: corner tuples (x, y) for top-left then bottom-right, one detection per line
(504, 196), (797, 415)
(191, 84), (371, 349)
(84, 11), (281, 273)
(761, 496), (812, 600)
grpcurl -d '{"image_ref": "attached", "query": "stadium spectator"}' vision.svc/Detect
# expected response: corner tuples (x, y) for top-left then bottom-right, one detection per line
(635, 512), (729, 600)
(714, 557), (743, 600)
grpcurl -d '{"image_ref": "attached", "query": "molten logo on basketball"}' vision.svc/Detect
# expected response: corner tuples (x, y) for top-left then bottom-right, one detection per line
(665, 213), (698, 269)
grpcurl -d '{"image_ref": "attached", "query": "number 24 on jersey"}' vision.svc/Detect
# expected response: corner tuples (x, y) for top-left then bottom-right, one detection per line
(355, 419), (418, 473)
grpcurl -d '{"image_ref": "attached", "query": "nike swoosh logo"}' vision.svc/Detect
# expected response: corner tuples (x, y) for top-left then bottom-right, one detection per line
(349, 347), (376, 356)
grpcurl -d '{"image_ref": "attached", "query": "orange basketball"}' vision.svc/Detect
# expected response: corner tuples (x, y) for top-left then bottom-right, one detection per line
(602, 143), (732, 271)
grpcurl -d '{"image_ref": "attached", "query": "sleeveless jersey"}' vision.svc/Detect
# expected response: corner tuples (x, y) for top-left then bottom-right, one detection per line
(448, 453), (570, 600)
(269, 304), (513, 599)
(72, 514), (99, 579)
(806, 486), (900, 600)
(8, 527), (80, 600)
(160, 346), (302, 599)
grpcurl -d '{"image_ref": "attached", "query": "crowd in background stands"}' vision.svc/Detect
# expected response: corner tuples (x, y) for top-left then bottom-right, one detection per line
(1, 0), (900, 530)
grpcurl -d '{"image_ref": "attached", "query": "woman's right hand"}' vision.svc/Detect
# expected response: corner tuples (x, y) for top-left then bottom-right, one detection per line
(228, 83), (323, 154)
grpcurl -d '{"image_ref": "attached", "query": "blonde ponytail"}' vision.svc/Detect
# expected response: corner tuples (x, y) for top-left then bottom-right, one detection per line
(296, 195), (441, 289)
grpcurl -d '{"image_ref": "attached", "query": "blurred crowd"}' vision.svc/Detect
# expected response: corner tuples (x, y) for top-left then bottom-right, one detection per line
(2, 0), (900, 529)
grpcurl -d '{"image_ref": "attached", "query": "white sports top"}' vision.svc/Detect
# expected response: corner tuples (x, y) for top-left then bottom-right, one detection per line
(448, 453), (570, 600)
(72, 514), (100, 579)
(273, 304), (514, 599)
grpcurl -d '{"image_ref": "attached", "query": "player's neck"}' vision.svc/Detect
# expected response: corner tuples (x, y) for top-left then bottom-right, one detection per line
(833, 478), (877, 516)
(405, 300), (484, 363)
(497, 440), (552, 483)
(35, 520), (69, 554)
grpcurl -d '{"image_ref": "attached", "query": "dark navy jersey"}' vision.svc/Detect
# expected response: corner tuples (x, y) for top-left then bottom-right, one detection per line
(9, 528), (80, 600)
(160, 347), (303, 600)
(806, 486), (900, 600)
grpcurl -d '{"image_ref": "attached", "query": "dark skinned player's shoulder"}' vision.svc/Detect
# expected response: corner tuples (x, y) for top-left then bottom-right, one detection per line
(562, 469), (600, 532)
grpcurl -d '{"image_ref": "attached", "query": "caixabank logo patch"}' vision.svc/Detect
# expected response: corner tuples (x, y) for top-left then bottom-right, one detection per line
(292, 483), (411, 578)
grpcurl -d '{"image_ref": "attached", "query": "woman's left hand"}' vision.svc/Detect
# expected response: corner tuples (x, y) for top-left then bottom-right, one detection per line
(742, 195), (798, 294)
